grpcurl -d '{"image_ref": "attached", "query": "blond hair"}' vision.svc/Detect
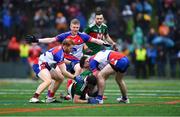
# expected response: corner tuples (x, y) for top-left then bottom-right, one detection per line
(70, 18), (80, 25)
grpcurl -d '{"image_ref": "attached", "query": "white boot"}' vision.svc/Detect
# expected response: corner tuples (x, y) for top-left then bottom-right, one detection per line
(29, 97), (40, 103)
(117, 97), (130, 104)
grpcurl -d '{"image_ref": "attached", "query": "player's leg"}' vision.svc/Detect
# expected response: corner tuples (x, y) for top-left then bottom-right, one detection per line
(29, 69), (52, 103)
(46, 66), (64, 103)
(114, 57), (130, 103)
(115, 72), (129, 103)
(96, 64), (115, 104)
(49, 67), (64, 96)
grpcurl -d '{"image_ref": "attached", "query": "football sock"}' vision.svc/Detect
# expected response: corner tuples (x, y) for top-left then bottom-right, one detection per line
(47, 90), (50, 97)
(97, 95), (103, 100)
(49, 92), (55, 98)
(67, 79), (73, 88)
(33, 93), (39, 98)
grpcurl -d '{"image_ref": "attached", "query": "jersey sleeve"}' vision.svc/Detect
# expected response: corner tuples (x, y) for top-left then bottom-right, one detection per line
(104, 26), (108, 35)
(55, 32), (69, 42)
(53, 50), (64, 63)
(80, 33), (92, 42)
(84, 26), (91, 34)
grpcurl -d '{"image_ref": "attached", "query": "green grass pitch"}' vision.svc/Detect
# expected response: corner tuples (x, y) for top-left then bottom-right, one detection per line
(0, 77), (180, 116)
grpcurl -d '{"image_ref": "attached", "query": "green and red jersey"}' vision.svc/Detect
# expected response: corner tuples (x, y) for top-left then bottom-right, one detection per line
(84, 23), (109, 55)
(71, 70), (92, 99)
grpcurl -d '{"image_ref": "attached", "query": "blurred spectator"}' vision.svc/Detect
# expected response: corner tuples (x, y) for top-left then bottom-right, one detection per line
(7, 36), (20, 62)
(34, 9), (49, 29)
(15, 10), (29, 39)
(147, 28), (158, 44)
(134, 0), (152, 35)
(67, 4), (79, 19)
(147, 44), (157, 77)
(19, 40), (30, 63)
(106, 1), (120, 38)
(164, 10), (175, 28)
(0, 0), (179, 79)
(47, 7), (55, 28)
(135, 0), (143, 14)
(158, 22), (170, 36)
(143, 0), (153, 15)
(133, 27), (144, 48)
(2, 8), (13, 39)
(178, 51), (180, 77)
(55, 12), (67, 33)
(76, 11), (87, 31)
(169, 48), (178, 78)
(156, 45), (167, 77)
(88, 11), (96, 25)
(122, 5), (134, 41)
(134, 45), (147, 78)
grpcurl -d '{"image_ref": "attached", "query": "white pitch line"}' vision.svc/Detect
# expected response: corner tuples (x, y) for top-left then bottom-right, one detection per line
(0, 89), (180, 93)
(106, 90), (180, 93)
(0, 92), (180, 96)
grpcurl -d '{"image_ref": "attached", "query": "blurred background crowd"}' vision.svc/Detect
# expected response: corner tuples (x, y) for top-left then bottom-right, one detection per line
(0, 0), (179, 78)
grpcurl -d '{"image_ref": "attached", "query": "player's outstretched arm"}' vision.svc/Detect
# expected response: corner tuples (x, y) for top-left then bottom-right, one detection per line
(105, 34), (118, 51)
(105, 34), (116, 45)
(90, 37), (111, 47)
(26, 35), (56, 44)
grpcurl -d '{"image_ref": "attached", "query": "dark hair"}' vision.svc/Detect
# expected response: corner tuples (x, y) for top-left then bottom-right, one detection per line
(70, 18), (80, 25)
(86, 75), (97, 86)
(80, 56), (88, 68)
(95, 7), (103, 16)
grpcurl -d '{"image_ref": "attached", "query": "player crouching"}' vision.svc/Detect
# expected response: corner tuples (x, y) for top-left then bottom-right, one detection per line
(67, 72), (99, 104)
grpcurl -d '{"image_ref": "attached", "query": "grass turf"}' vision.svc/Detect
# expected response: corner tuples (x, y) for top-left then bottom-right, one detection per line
(0, 77), (180, 116)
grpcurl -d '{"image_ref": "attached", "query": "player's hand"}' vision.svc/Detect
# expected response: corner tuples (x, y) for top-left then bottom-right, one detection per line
(88, 98), (99, 104)
(85, 48), (93, 55)
(26, 35), (38, 43)
(112, 44), (119, 51)
(103, 43), (111, 47)
(74, 75), (84, 84)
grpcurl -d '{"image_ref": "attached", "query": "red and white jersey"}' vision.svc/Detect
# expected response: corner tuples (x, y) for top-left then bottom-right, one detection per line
(37, 46), (64, 68)
(92, 50), (111, 70)
(89, 50), (125, 72)
(56, 31), (92, 59)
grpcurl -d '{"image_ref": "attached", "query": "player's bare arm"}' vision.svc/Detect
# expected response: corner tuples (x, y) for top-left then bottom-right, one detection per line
(73, 94), (88, 104)
(105, 34), (116, 45)
(38, 37), (56, 43)
(90, 37), (111, 47)
(58, 63), (75, 79)
(26, 35), (56, 44)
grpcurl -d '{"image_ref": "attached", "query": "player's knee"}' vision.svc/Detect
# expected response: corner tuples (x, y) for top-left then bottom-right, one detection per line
(56, 75), (65, 81)
(98, 72), (106, 79)
(45, 79), (52, 86)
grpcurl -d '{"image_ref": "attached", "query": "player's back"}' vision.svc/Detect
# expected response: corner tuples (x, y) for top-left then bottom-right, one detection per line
(39, 46), (64, 66)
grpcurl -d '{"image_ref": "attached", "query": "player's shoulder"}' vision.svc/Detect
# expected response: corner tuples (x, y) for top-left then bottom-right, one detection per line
(78, 32), (89, 37)
(57, 31), (71, 37)
(101, 23), (107, 27)
(88, 22), (96, 28)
